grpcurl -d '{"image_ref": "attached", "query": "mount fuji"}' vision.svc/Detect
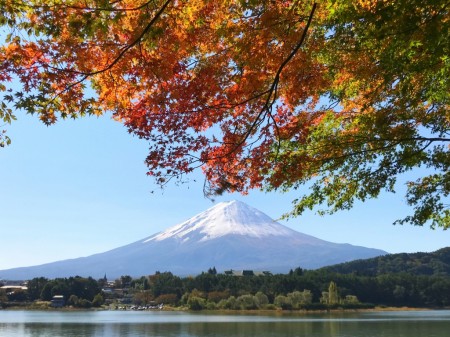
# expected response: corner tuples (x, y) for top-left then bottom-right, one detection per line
(0, 200), (387, 279)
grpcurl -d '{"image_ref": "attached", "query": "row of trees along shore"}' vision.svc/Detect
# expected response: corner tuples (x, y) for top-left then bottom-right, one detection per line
(2, 267), (450, 310)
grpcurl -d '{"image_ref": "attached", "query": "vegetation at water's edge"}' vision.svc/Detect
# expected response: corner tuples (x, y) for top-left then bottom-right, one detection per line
(1, 248), (450, 310)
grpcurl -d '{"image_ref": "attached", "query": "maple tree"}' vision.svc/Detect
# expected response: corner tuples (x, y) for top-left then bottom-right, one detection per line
(0, 0), (448, 228)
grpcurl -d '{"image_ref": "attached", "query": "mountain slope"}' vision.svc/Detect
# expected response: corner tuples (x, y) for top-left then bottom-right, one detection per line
(0, 200), (387, 279)
(321, 246), (450, 276)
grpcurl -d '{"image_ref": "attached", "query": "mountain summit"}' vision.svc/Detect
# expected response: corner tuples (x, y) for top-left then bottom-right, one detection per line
(0, 200), (387, 279)
(146, 200), (298, 242)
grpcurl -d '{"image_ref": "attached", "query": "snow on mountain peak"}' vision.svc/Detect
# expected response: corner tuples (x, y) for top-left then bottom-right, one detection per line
(145, 200), (295, 243)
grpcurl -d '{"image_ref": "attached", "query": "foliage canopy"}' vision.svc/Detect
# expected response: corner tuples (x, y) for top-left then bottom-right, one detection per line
(0, 0), (448, 227)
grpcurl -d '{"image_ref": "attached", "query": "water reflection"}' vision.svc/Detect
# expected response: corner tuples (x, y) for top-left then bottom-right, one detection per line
(1, 310), (450, 337)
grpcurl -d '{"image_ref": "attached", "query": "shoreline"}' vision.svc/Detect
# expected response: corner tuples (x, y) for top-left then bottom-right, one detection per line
(1, 303), (447, 313)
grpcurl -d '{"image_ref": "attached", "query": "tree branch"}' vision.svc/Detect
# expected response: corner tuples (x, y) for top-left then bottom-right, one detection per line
(51, 0), (172, 97)
(205, 2), (318, 162)
(25, 0), (157, 12)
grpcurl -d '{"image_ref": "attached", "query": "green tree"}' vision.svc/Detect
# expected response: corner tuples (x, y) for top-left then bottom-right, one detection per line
(67, 295), (79, 306)
(254, 291), (269, 308)
(0, 289), (8, 306)
(288, 290), (313, 308)
(149, 272), (183, 299)
(207, 290), (230, 303)
(155, 293), (178, 305)
(328, 281), (339, 305)
(187, 296), (206, 311)
(320, 281), (339, 305)
(274, 295), (292, 310)
(207, 267), (217, 275)
(66, 276), (100, 301)
(217, 296), (238, 310)
(77, 298), (92, 308)
(271, 0), (450, 229)
(343, 295), (359, 305)
(92, 293), (104, 307)
(119, 275), (132, 288)
(27, 277), (49, 301)
(236, 294), (258, 310)
(40, 283), (53, 301)
(133, 290), (153, 306)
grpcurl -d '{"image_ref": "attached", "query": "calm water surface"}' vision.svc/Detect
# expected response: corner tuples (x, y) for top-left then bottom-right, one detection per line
(1, 310), (449, 337)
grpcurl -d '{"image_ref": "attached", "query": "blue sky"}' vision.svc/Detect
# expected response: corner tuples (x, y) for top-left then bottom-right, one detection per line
(0, 112), (448, 271)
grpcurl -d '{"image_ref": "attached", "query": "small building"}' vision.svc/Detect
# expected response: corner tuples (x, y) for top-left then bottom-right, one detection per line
(50, 295), (65, 308)
(224, 270), (271, 276)
(0, 285), (28, 292)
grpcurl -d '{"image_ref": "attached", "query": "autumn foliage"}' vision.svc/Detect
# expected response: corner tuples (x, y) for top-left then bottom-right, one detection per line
(0, 0), (449, 227)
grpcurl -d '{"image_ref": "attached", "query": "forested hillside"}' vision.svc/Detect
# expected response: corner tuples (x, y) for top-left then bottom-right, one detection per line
(3, 248), (450, 310)
(321, 247), (450, 276)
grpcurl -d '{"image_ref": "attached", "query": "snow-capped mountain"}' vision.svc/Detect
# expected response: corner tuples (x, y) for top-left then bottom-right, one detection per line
(146, 200), (297, 242)
(0, 200), (387, 279)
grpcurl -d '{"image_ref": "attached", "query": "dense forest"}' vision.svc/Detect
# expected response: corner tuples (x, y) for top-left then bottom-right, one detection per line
(321, 247), (450, 276)
(2, 248), (450, 310)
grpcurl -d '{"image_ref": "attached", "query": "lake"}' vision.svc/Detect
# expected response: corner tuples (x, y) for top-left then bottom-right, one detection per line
(1, 310), (450, 337)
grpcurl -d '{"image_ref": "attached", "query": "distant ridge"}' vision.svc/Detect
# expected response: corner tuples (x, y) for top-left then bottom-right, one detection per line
(0, 200), (387, 279)
(321, 247), (450, 276)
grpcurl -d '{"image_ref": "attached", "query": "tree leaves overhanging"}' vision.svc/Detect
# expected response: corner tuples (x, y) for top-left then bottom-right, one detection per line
(0, 0), (448, 228)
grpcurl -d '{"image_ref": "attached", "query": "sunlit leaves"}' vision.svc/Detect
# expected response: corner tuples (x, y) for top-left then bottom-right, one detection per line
(274, 0), (450, 228)
(0, 0), (448, 228)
